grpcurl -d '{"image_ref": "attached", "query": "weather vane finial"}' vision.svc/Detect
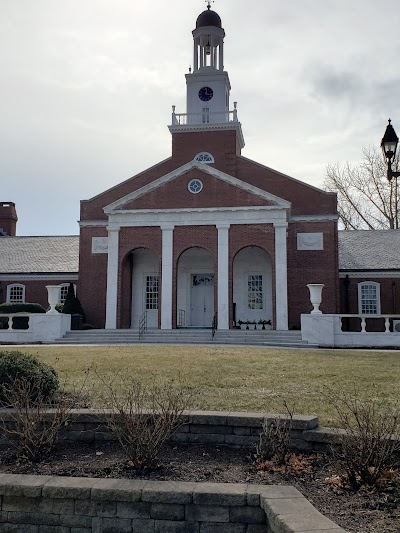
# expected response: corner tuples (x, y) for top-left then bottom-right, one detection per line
(206, 1), (214, 10)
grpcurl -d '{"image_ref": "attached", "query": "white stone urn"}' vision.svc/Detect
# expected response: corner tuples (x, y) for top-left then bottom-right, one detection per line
(46, 285), (60, 314)
(307, 284), (324, 314)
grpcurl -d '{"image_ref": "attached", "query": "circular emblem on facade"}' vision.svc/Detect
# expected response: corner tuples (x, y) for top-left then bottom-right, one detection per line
(188, 178), (203, 194)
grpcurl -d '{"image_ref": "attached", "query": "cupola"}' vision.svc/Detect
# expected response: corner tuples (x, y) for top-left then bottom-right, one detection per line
(196, 7), (222, 29)
(192, 4), (225, 71)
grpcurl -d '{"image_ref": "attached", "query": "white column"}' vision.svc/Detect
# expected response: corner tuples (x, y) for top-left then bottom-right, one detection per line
(194, 38), (199, 71)
(274, 222), (288, 331)
(217, 223), (230, 330)
(161, 224), (174, 329)
(105, 227), (120, 330)
(219, 41), (223, 71)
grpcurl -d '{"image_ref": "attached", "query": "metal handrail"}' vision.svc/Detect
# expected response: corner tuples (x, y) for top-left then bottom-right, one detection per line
(211, 311), (218, 341)
(138, 310), (148, 340)
(178, 309), (186, 328)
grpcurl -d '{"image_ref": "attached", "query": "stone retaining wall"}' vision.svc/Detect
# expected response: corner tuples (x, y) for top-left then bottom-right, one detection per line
(0, 409), (351, 454)
(0, 474), (347, 533)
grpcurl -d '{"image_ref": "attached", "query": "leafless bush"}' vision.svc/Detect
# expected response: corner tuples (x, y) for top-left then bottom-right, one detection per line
(325, 387), (400, 490)
(0, 378), (74, 463)
(255, 401), (294, 465)
(100, 375), (198, 470)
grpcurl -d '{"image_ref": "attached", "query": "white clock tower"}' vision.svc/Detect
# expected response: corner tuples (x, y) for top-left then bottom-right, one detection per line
(186, 4), (230, 122)
(169, 4), (244, 149)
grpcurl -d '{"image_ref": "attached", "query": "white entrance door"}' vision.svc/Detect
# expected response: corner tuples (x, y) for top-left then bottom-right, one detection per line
(190, 273), (214, 327)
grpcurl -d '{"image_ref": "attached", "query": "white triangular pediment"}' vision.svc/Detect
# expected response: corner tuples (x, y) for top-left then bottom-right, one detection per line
(103, 160), (291, 214)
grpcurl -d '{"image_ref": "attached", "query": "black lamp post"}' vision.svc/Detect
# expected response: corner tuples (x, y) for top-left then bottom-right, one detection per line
(381, 119), (400, 181)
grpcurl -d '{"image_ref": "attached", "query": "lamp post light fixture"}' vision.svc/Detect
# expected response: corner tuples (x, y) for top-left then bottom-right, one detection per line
(381, 119), (400, 181)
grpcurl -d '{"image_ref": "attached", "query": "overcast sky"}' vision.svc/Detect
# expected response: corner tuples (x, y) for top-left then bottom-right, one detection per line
(1, 0), (399, 236)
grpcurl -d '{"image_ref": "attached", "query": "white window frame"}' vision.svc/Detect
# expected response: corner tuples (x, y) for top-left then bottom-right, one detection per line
(145, 274), (159, 311)
(247, 274), (264, 310)
(358, 282), (381, 315)
(188, 178), (203, 194)
(194, 152), (215, 164)
(6, 284), (26, 304)
(59, 284), (76, 305)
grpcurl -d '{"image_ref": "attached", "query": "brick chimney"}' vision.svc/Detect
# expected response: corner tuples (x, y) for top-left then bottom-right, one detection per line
(0, 202), (18, 236)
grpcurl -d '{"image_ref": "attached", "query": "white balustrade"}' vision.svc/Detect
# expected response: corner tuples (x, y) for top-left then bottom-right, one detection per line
(301, 313), (400, 348)
(0, 313), (31, 331)
(338, 314), (400, 333)
(171, 109), (238, 126)
(0, 312), (71, 343)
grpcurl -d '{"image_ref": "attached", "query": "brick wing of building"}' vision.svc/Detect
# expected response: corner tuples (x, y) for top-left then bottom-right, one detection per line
(78, 6), (339, 331)
(0, 202), (78, 309)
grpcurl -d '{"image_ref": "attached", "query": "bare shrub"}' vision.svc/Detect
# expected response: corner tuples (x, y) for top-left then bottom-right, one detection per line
(100, 375), (198, 470)
(255, 401), (294, 465)
(0, 379), (74, 463)
(325, 387), (400, 490)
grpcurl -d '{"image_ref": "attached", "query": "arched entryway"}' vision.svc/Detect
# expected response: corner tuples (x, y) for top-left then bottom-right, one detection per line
(177, 247), (215, 327)
(130, 248), (159, 329)
(233, 246), (273, 326)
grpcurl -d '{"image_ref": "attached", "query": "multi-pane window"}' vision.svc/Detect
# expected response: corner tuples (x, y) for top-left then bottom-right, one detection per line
(248, 275), (263, 309)
(202, 107), (210, 124)
(59, 284), (70, 305)
(358, 282), (380, 315)
(7, 284), (25, 303)
(194, 152), (214, 164)
(146, 276), (159, 310)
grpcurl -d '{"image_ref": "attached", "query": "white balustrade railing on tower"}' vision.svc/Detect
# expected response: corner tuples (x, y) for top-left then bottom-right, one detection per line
(171, 109), (238, 126)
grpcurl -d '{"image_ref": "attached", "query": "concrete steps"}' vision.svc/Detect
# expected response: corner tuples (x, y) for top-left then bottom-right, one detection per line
(54, 328), (315, 348)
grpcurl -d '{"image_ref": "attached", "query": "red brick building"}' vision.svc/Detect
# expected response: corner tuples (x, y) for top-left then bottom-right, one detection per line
(77, 7), (339, 331)
(2, 8), (398, 332)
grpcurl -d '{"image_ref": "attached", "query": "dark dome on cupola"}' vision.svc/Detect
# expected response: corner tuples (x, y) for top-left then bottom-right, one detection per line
(196, 8), (222, 29)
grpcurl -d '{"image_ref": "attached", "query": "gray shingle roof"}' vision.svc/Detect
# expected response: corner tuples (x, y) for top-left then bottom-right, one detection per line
(0, 231), (399, 275)
(0, 236), (79, 274)
(339, 230), (400, 271)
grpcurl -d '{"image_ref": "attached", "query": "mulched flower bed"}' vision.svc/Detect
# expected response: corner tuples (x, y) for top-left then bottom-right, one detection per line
(0, 441), (398, 533)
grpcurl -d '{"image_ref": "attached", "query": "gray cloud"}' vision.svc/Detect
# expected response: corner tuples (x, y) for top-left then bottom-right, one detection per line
(1, 0), (400, 235)
(308, 68), (364, 102)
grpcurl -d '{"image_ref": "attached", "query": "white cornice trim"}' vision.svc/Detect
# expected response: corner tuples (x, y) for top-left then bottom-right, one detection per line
(104, 161), (291, 214)
(116, 205), (285, 215)
(168, 121), (243, 147)
(0, 274), (79, 281)
(289, 215), (339, 222)
(339, 271), (400, 279)
(107, 206), (287, 230)
(79, 220), (108, 227)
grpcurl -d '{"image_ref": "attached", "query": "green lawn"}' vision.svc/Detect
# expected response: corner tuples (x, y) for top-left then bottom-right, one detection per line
(4, 345), (399, 426)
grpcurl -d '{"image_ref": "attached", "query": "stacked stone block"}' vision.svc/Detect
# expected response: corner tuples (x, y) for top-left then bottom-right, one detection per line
(0, 475), (347, 532)
(0, 408), (364, 455)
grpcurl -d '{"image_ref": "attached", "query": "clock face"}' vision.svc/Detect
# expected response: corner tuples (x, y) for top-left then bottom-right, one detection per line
(198, 86), (213, 102)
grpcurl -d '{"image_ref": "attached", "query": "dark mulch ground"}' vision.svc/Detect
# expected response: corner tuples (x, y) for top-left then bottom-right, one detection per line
(0, 441), (398, 533)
